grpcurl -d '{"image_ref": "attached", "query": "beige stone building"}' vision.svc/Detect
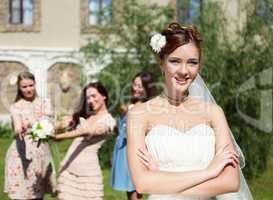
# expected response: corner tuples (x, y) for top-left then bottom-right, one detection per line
(0, 0), (253, 122)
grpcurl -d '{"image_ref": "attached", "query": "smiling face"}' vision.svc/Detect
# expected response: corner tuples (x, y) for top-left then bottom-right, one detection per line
(19, 78), (36, 100)
(86, 87), (106, 112)
(132, 76), (145, 99)
(161, 42), (200, 97)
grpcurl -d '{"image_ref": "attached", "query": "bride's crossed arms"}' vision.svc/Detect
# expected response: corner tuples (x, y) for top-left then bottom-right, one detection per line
(126, 99), (240, 198)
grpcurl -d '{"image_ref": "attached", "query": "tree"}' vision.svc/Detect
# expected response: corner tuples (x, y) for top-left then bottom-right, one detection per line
(81, 0), (273, 179)
(199, 1), (273, 178)
(81, 0), (174, 168)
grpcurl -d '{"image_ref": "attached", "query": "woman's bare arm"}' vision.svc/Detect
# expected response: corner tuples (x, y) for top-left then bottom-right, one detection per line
(127, 103), (236, 194)
(53, 115), (115, 140)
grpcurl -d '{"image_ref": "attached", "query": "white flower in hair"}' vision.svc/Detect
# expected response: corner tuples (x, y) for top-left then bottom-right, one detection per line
(150, 33), (166, 53)
(9, 75), (18, 85)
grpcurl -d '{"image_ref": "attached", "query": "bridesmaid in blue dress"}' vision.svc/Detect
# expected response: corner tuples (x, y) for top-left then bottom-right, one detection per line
(111, 72), (157, 200)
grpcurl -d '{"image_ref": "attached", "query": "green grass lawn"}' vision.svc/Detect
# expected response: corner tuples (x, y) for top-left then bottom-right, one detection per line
(1, 137), (273, 200)
(0, 138), (128, 200)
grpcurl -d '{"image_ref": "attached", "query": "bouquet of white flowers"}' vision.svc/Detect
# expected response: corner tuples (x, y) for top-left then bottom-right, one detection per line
(30, 118), (54, 147)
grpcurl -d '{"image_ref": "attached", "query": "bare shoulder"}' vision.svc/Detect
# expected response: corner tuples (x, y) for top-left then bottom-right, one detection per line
(128, 102), (146, 117)
(191, 97), (222, 112)
(185, 97), (225, 122)
(105, 112), (116, 124)
(206, 103), (225, 120)
(128, 97), (160, 116)
(184, 97), (214, 111)
(101, 113), (116, 131)
(127, 97), (161, 129)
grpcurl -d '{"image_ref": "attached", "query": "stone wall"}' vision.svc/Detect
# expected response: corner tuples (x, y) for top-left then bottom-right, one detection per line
(47, 63), (83, 117)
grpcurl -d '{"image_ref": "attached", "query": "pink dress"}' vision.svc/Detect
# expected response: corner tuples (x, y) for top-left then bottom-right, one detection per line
(4, 98), (56, 199)
(57, 114), (116, 200)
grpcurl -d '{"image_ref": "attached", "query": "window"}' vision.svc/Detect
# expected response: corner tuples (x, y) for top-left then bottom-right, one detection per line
(255, 0), (273, 25)
(9, 0), (33, 25)
(256, 0), (265, 16)
(88, 0), (112, 26)
(81, 0), (112, 33)
(177, 0), (202, 24)
(0, 0), (40, 32)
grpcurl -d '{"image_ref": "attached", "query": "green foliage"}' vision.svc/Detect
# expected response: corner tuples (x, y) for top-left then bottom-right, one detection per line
(82, 0), (273, 179)
(99, 134), (117, 169)
(82, 0), (175, 169)
(81, 0), (175, 114)
(198, 2), (273, 179)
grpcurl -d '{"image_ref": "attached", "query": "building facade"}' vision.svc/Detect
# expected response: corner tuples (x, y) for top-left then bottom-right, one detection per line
(0, 0), (253, 122)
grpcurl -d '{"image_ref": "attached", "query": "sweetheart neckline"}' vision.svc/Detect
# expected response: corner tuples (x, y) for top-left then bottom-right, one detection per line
(145, 123), (214, 137)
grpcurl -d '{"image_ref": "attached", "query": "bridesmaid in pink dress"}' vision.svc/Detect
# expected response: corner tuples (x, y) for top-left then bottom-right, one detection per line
(51, 82), (116, 200)
(4, 71), (56, 200)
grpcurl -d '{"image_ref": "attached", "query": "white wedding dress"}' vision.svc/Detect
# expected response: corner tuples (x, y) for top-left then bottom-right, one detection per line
(143, 74), (252, 200)
(145, 123), (216, 200)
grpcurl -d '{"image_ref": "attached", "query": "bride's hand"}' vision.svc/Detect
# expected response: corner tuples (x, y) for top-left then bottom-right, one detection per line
(137, 147), (158, 171)
(206, 143), (239, 178)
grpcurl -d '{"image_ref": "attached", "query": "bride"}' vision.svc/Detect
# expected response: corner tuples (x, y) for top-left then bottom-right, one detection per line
(127, 22), (252, 200)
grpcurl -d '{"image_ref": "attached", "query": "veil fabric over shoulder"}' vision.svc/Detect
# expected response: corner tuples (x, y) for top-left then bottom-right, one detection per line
(189, 74), (253, 200)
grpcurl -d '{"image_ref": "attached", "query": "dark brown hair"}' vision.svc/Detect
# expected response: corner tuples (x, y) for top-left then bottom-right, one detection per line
(131, 72), (157, 103)
(156, 22), (202, 61)
(120, 72), (157, 114)
(69, 81), (108, 130)
(15, 71), (37, 102)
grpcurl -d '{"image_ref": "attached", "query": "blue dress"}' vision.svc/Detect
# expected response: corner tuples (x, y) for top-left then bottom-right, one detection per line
(111, 115), (135, 192)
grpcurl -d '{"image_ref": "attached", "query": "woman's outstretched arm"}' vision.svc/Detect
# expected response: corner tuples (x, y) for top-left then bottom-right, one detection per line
(52, 115), (115, 140)
(127, 103), (238, 195)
